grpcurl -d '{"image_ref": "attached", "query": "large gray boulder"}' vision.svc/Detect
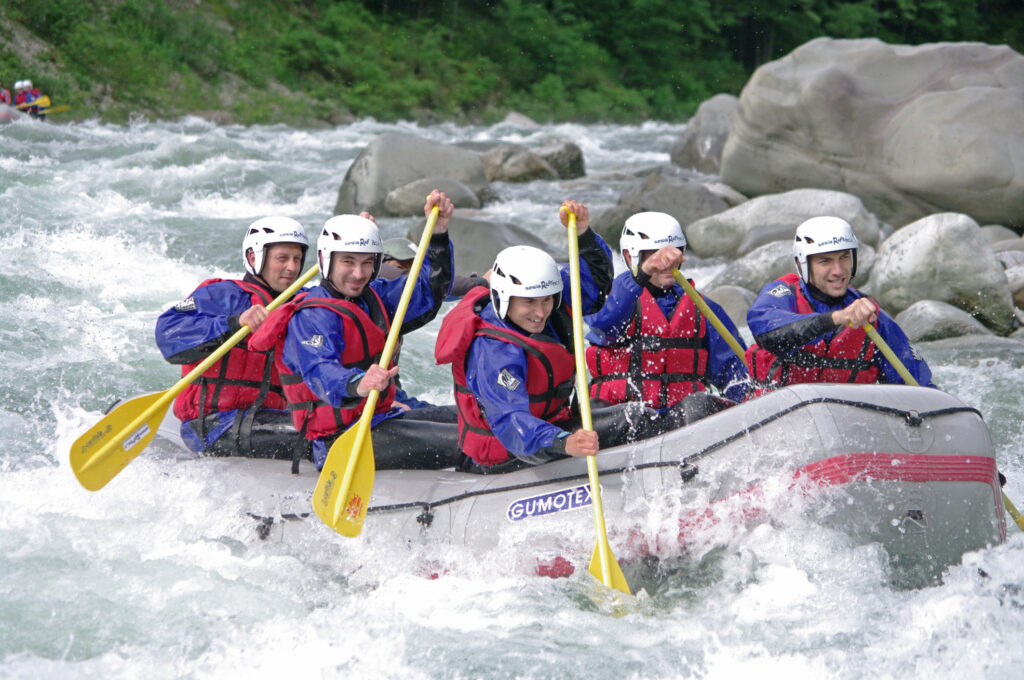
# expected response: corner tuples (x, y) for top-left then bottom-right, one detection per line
(383, 177), (481, 216)
(335, 133), (489, 215)
(704, 285), (757, 330)
(670, 94), (739, 175)
(482, 144), (558, 183)
(684, 188), (885, 258)
(894, 300), (994, 342)
(590, 172), (743, 245)
(411, 214), (559, 276)
(720, 38), (1024, 228)
(536, 142), (585, 179)
(706, 241), (794, 292)
(867, 213), (1015, 334)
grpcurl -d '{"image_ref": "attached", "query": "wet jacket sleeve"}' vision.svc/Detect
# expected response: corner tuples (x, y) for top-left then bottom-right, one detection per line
(281, 305), (365, 407)
(747, 281), (837, 354)
(373, 232), (453, 333)
(559, 229), (613, 316)
(584, 270), (643, 344)
(465, 335), (565, 456)
(874, 310), (936, 387)
(155, 281), (252, 364)
(702, 295), (751, 401)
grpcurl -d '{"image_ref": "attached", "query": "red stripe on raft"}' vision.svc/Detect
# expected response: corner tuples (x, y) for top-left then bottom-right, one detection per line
(643, 452), (1007, 556)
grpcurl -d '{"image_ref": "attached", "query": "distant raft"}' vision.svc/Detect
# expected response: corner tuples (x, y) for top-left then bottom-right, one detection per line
(151, 383), (1007, 584)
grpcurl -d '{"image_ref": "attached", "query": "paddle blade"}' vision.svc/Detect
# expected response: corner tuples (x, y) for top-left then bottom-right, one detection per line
(69, 391), (170, 491)
(312, 424), (375, 537)
(589, 540), (632, 595)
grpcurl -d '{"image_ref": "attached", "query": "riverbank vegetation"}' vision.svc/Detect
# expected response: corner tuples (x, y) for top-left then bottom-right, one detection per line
(2, 0), (1022, 125)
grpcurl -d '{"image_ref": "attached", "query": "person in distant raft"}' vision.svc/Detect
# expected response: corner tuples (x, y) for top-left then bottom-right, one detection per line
(155, 217), (311, 461)
(584, 212), (749, 423)
(259, 191), (461, 471)
(745, 216), (934, 391)
(435, 201), (685, 474)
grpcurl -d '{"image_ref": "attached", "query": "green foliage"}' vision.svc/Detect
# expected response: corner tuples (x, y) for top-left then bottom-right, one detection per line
(4, 0), (1022, 124)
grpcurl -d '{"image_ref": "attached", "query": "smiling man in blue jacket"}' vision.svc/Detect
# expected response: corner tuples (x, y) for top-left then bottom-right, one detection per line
(746, 216), (934, 391)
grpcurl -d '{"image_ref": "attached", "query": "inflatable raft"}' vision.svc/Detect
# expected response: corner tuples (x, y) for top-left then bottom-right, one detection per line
(152, 383), (1007, 583)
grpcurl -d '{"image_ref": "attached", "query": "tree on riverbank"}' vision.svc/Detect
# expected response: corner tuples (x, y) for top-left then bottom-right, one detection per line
(2, 0), (1021, 125)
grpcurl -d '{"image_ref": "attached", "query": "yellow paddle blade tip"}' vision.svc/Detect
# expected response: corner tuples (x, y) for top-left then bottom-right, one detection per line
(589, 546), (632, 596)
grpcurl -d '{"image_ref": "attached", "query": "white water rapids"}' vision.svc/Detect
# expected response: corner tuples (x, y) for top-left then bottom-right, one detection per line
(1, 116), (1022, 679)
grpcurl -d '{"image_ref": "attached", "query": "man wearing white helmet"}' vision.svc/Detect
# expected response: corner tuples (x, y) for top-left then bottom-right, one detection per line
(268, 191), (459, 470)
(435, 200), (682, 473)
(156, 216), (310, 459)
(584, 212), (750, 415)
(746, 216), (933, 389)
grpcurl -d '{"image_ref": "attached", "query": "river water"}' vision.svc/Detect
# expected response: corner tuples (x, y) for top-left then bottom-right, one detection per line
(2, 116), (1022, 679)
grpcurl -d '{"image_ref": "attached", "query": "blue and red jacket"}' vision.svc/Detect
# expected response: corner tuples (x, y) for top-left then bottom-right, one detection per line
(746, 273), (934, 388)
(155, 276), (291, 422)
(277, 234), (453, 466)
(436, 288), (576, 464)
(585, 271), (749, 405)
(435, 230), (612, 463)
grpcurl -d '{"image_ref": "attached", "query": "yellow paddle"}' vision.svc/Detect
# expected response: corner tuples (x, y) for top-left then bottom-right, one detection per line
(862, 323), (1024, 533)
(69, 265), (319, 491)
(39, 105), (70, 115)
(566, 211), (631, 595)
(17, 95), (51, 109)
(312, 205), (440, 537)
(672, 270), (746, 362)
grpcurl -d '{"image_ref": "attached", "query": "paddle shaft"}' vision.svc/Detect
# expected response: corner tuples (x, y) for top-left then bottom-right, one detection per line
(77, 265), (318, 475)
(326, 206), (440, 528)
(861, 323), (1024, 532)
(566, 212), (629, 593)
(672, 270), (746, 363)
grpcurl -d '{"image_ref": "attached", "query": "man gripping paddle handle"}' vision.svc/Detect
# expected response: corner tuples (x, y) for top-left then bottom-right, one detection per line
(565, 209), (631, 595)
(311, 199), (449, 537)
(70, 264), (318, 491)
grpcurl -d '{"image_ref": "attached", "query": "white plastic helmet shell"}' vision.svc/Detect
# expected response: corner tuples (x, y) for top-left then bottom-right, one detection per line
(793, 216), (859, 283)
(14, 80), (24, 90)
(242, 216), (309, 277)
(489, 246), (563, 320)
(620, 212), (686, 275)
(317, 214), (383, 280)
(24, 80), (32, 89)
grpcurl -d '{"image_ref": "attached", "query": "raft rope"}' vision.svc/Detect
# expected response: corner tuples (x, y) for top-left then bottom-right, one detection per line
(364, 397), (983, 524)
(247, 397), (983, 531)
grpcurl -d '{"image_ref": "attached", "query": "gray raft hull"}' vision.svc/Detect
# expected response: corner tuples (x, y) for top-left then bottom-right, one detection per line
(156, 384), (1007, 582)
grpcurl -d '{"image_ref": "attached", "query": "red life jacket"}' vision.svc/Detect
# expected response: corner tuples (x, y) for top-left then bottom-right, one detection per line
(434, 287), (575, 465)
(745, 273), (880, 390)
(586, 285), (709, 409)
(173, 279), (288, 422)
(253, 288), (396, 441)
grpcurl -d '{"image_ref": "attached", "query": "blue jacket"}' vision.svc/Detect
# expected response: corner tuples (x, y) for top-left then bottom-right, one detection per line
(464, 231), (612, 456)
(155, 274), (270, 364)
(585, 271), (750, 402)
(281, 234), (453, 463)
(747, 277), (935, 387)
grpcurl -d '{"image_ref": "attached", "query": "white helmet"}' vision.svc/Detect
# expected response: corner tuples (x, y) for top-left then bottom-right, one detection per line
(793, 216), (859, 283)
(23, 80), (32, 89)
(620, 212), (686, 275)
(489, 246), (563, 320)
(14, 80), (24, 90)
(242, 216), (309, 277)
(317, 214), (383, 280)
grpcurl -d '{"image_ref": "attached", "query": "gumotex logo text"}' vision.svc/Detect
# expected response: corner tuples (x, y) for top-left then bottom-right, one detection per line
(816, 236), (855, 247)
(507, 484), (592, 521)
